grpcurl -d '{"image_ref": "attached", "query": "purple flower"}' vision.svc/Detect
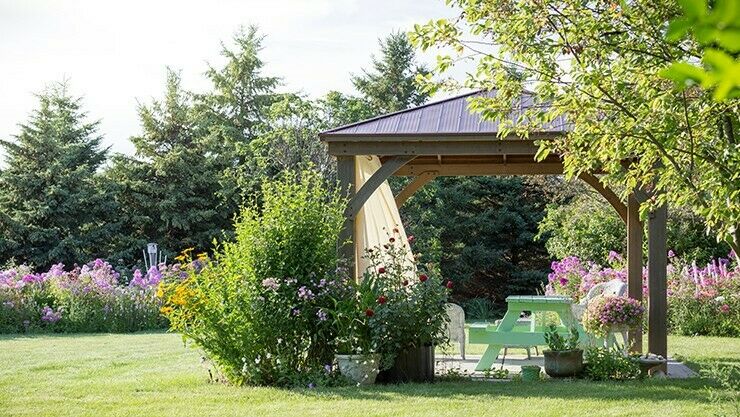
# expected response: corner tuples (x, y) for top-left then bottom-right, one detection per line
(292, 308), (301, 316)
(297, 286), (315, 300)
(608, 251), (623, 263)
(262, 278), (280, 291)
(316, 309), (327, 321)
(40, 306), (62, 324)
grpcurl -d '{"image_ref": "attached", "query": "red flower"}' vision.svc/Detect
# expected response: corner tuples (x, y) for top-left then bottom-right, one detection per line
(378, 267), (386, 274)
(365, 308), (375, 317)
(445, 280), (453, 289)
(377, 295), (387, 304)
(407, 235), (415, 243)
(402, 279), (409, 286)
(389, 237), (396, 243)
(419, 274), (428, 282)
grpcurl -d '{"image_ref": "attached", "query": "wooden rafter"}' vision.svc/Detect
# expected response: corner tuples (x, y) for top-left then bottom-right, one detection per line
(395, 171), (438, 207)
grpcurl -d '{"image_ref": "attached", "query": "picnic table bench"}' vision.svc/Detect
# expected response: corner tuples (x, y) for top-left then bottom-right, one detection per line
(469, 295), (589, 371)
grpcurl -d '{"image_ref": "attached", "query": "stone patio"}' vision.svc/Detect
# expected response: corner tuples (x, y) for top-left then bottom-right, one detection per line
(435, 353), (698, 379)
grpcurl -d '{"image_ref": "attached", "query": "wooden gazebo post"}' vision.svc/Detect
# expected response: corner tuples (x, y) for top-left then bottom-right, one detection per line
(336, 155), (357, 278)
(648, 204), (668, 364)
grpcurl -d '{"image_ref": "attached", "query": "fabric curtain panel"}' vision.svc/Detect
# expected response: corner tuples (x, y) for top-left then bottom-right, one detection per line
(354, 155), (415, 279)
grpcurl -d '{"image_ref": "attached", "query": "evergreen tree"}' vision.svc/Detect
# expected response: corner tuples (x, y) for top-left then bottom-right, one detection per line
(352, 31), (430, 114)
(0, 83), (115, 268)
(250, 94), (336, 183)
(404, 177), (552, 317)
(197, 25), (281, 200)
(108, 70), (232, 262)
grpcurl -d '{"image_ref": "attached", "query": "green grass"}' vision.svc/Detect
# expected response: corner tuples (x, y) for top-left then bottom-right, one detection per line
(0, 332), (737, 417)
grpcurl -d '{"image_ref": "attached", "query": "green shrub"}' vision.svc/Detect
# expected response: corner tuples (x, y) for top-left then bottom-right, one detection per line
(162, 171), (347, 386)
(463, 298), (497, 321)
(583, 346), (640, 381)
(543, 324), (579, 351)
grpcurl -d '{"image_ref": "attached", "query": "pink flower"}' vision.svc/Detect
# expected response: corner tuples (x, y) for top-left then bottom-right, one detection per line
(719, 304), (730, 314)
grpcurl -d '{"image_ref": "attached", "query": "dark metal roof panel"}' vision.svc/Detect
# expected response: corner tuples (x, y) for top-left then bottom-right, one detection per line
(320, 90), (570, 138)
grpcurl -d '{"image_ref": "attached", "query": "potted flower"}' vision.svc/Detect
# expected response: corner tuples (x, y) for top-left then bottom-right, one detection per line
(582, 295), (644, 338)
(331, 276), (382, 385)
(543, 324), (583, 378)
(362, 230), (450, 383)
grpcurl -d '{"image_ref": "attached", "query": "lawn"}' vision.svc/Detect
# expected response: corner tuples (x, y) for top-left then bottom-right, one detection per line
(0, 332), (737, 417)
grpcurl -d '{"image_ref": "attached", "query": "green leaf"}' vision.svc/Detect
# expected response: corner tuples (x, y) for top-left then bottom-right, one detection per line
(703, 49), (735, 71)
(660, 62), (708, 87)
(716, 28), (740, 53)
(677, 0), (707, 18)
(666, 18), (692, 42)
(713, 0), (740, 27)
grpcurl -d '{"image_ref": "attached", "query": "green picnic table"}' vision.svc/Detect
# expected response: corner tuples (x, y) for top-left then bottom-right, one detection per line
(469, 295), (588, 371)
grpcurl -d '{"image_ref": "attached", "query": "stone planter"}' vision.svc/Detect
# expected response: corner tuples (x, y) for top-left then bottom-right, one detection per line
(376, 344), (435, 383)
(635, 357), (667, 377)
(544, 349), (583, 378)
(335, 354), (380, 385)
(520, 365), (541, 382)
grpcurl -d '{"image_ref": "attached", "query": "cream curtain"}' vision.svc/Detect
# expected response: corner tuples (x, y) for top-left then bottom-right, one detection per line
(354, 155), (415, 278)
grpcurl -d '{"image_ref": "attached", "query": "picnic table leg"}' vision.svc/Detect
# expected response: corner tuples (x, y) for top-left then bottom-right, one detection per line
(475, 344), (503, 371)
(474, 310), (519, 371)
(554, 306), (589, 345)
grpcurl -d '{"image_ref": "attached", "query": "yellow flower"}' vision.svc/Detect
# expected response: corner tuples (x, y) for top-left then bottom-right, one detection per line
(155, 282), (165, 298)
(160, 306), (173, 315)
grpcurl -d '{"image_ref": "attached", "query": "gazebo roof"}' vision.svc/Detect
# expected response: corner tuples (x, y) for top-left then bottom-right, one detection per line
(320, 90), (569, 138)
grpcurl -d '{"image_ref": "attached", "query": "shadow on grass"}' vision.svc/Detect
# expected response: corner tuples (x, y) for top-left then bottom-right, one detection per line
(676, 356), (740, 373)
(295, 378), (716, 404)
(0, 330), (169, 341)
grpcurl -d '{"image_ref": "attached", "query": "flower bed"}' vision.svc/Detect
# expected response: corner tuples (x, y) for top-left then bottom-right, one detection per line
(546, 251), (739, 337)
(0, 259), (170, 333)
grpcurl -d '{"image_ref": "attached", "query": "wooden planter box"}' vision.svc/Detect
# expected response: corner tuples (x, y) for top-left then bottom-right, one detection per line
(376, 344), (435, 383)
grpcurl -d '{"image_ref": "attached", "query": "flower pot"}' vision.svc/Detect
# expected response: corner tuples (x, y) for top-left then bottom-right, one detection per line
(335, 354), (380, 385)
(376, 344), (435, 383)
(520, 365), (541, 382)
(543, 349), (583, 378)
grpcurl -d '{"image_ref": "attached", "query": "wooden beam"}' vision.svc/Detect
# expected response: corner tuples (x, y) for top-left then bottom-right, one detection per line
(627, 194), (643, 353)
(579, 173), (627, 223)
(648, 203), (668, 368)
(327, 139), (541, 156)
(336, 156), (356, 278)
(395, 162), (563, 176)
(345, 155), (415, 218)
(395, 171), (438, 207)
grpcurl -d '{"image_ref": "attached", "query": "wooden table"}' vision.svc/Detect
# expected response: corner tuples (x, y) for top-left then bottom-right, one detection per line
(469, 295), (588, 371)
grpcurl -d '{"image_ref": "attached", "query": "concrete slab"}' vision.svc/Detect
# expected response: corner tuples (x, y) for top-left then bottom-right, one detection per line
(435, 353), (698, 379)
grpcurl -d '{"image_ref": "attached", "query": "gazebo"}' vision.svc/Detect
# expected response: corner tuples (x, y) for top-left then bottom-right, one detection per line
(319, 90), (668, 361)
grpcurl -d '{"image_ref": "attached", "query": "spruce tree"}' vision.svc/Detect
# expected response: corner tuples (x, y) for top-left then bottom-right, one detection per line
(352, 31), (430, 114)
(108, 70), (232, 262)
(0, 83), (115, 268)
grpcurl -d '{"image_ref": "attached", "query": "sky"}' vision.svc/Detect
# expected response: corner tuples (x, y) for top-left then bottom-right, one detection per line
(0, 0), (461, 156)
